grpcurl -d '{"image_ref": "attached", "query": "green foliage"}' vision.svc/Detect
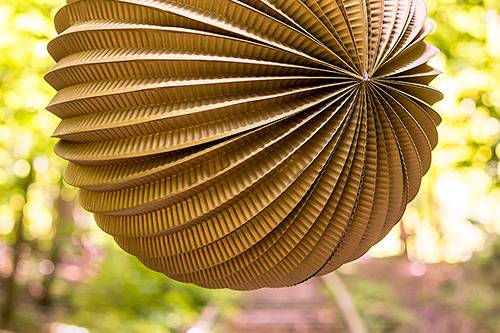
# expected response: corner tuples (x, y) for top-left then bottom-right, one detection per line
(477, 238), (500, 288)
(427, 0), (499, 174)
(67, 244), (238, 333)
(0, 0), (63, 154)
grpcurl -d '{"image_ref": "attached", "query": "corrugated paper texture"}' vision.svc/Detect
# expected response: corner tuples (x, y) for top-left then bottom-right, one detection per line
(45, 0), (443, 290)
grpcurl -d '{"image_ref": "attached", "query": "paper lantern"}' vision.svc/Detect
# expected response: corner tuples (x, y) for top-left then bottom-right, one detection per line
(46, 0), (442, 290)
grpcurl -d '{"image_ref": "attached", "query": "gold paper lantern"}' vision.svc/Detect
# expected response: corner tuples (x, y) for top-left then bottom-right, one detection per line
(46, 0), (442, 290)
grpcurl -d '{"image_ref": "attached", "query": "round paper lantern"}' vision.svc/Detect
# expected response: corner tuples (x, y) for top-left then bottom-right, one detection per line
(46, 0), (442, 290)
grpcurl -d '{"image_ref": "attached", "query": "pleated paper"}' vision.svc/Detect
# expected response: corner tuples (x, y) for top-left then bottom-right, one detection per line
(46, 0), (442, 290)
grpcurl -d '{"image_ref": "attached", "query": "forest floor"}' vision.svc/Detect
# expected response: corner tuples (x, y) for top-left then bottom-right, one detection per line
(1, 256), (499, 333)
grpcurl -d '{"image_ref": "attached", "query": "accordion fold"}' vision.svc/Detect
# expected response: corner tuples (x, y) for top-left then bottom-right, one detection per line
(46, 0), (442, 290)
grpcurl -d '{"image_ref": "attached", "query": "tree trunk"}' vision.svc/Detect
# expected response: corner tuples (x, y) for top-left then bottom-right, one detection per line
(400, 220), (409, 257)
(1, 167), (33, 328)
(38, 188), (74, 307)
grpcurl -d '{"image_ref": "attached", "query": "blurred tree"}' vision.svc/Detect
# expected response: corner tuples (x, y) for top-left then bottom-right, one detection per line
(0, 0), (67, 328)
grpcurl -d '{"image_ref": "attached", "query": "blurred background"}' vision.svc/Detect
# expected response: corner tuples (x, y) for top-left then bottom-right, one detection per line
(0, 0), (499, 332)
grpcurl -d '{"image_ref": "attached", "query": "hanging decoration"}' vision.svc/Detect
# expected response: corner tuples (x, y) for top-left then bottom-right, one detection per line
(46, 0), (442, 290)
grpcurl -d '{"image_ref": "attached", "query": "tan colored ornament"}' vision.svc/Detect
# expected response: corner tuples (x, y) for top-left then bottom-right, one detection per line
(46, 0), (442, 290)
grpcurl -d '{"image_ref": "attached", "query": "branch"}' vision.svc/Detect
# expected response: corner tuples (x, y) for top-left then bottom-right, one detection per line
(321, 273), (368, 333)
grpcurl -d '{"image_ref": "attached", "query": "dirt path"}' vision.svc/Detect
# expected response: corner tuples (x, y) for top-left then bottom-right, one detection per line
(224, 279), (342, 333)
